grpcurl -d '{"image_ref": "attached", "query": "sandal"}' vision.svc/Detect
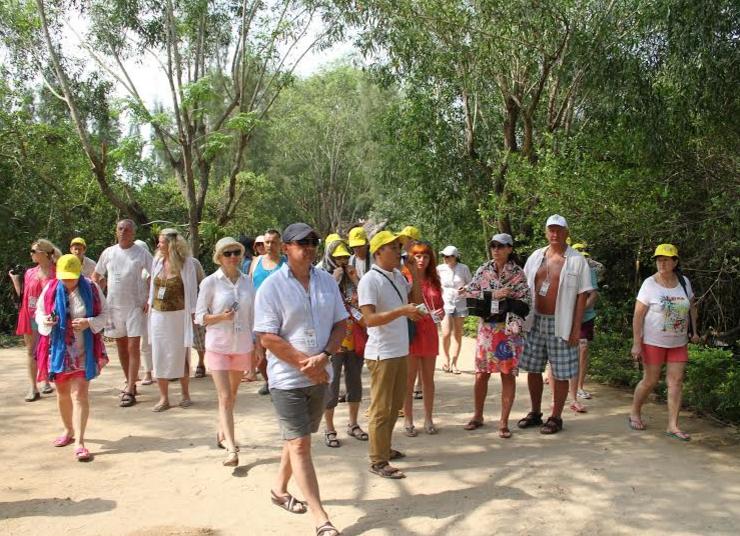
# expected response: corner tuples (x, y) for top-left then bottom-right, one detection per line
(517, 411), (543, 429)
(540, 416), (563, 435)
(389, 449), (405, 460)
(270, 490), (307, 514)
(464, 420), (483, 431)
(442, 364), (450, 373)
(120, 392), (136, 407)
(152, 401), (170, 412)
(25, 391), (41, 402)
(570, 401), (588, 413)
(424, 423), (438, 435)
(316, 521), (340, 536)
(498, 427), (512, 439)
(324, 430), (341, 448)
(347, 424), (368, 441)
(179, 398), (193, 408)
(665, 430), (691, 442)
(413, 390), (423, 400)
(369, 461), (405, 479)
(194, 365), (206, 378)
(628, 416), (646, 431)
(41, 383), (54, 394)
(141, 377), (154, 386)
(75, 447), (92, 462)
(404, 425), (418, 437)
(53, 434), (75, 447)
(452, 367), (461, 375)
(223, 450), (239, 467)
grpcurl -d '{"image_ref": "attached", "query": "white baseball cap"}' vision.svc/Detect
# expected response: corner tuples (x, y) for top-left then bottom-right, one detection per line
(546, 214), (568, 228)
(440, 245), (459, 257)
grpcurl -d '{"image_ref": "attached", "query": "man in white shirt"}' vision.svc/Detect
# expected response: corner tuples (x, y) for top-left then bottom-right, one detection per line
(358, 231), (424, 479)
(517, 215), (594, 434)
(254, 223), (347, 536)
(69, 237), (97, 278)
(92, 219), (153, 407)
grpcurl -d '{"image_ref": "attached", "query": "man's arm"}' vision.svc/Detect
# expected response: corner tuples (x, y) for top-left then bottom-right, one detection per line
(360, 304), (421, 327)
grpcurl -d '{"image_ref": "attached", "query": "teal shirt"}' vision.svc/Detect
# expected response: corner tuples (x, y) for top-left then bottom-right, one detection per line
(582, 268), (598, 323)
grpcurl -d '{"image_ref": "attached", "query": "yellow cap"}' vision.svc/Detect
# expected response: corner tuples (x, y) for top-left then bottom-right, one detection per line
(332, 243), (351, 257)
(56, 254), (82, 280)
(398, 226), (421, 242)
(348, 227), (368, 247)
(653, 243), (679, 258)
(572, 243), (590, 257)
(70, 237), (87, 248)
(325, 233), (342, 246)
(370, 231), (399, 254)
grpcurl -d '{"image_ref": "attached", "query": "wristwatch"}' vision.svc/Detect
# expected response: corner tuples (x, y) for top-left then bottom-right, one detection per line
(322, 350), (334, 360)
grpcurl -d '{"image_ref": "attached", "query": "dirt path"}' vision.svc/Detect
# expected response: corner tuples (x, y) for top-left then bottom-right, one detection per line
(1, 337), (739, 536)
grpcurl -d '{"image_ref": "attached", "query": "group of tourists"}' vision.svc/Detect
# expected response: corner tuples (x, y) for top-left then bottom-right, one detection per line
(10, 214), (700, 536)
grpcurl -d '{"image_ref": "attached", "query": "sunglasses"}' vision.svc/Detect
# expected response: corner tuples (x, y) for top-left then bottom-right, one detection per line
(291, 238), (320, 247)
(30, 249), (47, 254)
(489, 243), (510, 250)
(222, 250), (242, 258)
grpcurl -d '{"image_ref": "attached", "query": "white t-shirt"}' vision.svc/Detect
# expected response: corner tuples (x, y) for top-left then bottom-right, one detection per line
(81, 256), (97, 279)
(436, 262), (473, 314)
(358, 266), (411, 360)
(637, 275), (693, 348)
(95, 244), (153, 309)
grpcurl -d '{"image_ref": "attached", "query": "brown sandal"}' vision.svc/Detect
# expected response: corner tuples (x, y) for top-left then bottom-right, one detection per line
(316, 521), (340, 535)
(517, 411), (543, 429)
(464, 419), (483, 431)
(369, 461), (406, 479)
(540, 416), (563, 434)
(270, 490), (307, 514)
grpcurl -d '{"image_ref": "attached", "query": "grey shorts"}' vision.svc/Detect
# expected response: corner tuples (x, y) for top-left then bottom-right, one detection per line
(519, 315), (579, 380)
(326, 351), (363, 409)
(270, 384), (327, 440)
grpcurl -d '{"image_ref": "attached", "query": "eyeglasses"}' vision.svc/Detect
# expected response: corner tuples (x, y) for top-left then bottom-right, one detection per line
(291, 238), (320, 247)
(222, 250), (242, 257)
(443, 255), (456, 258)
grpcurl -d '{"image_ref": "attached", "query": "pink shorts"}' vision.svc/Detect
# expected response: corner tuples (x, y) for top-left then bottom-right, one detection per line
(205, 350), (252, 372)
(641, 343), (688, 365)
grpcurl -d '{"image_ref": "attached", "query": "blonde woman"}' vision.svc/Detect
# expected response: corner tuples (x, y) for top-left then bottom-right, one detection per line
(148, 229), (198, 412)
(11, 239), (61, 401)
(195, 237), (255, 466)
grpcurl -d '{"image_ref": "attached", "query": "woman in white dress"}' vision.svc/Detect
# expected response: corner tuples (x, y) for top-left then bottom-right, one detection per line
(436, 246), (472, 374)
(148, 229), (198, 412)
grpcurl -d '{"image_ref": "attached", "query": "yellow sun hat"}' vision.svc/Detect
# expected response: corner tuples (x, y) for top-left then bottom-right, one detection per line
(653, 243), (679, 258)
(56, 254), (82, 280)
(348, 226), (368, 248)
(398, 225), (421, 242)
(70, 237), (87, 248)
(332, 242), (351, 257)
(369, 231), (399, 254)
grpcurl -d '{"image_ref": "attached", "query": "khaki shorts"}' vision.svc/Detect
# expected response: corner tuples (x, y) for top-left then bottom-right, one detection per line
(105, 306), (146, 339)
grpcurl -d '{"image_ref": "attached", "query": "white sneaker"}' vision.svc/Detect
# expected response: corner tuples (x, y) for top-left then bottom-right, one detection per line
(577, 389), (592, 399)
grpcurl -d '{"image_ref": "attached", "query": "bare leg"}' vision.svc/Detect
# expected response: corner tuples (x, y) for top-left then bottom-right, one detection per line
(630, 364), (662, 421)
(440, 316), (452, 370)
(324, 407), (336, 433)
(274, 442), (293, 495)
(126, 336), (141, 394)
(665, 361), (687, 433)
(500, 373), (516, 428)
(348, 401), (360, 427)
(527, 372), (544, 414)
(420, 356), (437, 427)
(471, 372), (490, 422)
(404, 356), (420, 428)
(577, 339), (589, 391)
(211, 370), (241, 451)
(180, 349), (191, 402)
(156, 379), (170, 407)
(451, 316), (465, 369)
(70, 377), (90, 448)
(115, 337), (130, 384)
(56, 379), (73, 436)
(284, 436), (330, 527)
(551, 379), (569, 419)
(23, 333), (39, 395)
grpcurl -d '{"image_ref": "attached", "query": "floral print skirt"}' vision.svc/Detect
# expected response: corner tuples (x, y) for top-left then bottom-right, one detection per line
(475, 321), (525, 375)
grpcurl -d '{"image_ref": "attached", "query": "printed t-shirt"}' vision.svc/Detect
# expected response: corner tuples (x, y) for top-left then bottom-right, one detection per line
(637, 275), (693, 348)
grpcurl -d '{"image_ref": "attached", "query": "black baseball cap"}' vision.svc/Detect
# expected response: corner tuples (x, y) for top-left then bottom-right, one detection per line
(283, 223), (319, 242)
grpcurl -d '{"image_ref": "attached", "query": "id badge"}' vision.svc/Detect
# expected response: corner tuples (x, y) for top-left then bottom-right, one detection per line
(111, 270), (122, 285)
(351, 307), (363, 321)
(157, 286), (166, 300)
(491, 299), (500, 315)
(234, 321), (244, 333)
(538, 280), (550, 297)
(304, 328), (317, 348)
(28, 296), (38, 310)
(431, 311), (442, 324)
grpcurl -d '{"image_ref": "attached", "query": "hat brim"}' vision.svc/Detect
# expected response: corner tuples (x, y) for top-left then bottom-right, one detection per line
(348, 239), (367, 247)
(370, 236), (399, 254)
(57, 271), (81, 280)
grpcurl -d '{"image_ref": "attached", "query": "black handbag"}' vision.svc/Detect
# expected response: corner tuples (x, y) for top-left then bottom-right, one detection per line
(466, 291), (529, 323)
(372, 268), (417, 341)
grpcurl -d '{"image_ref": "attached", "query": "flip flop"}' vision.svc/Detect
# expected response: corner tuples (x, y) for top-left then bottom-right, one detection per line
(75, 447), (92, 462)
(141, 378), (154, 385)
(665, 431), (691, 442)
(628, 417), (646, 431)
(152, 402), (171, 412)
(53, 435), (75, 447)
(179, 399), (193, 408)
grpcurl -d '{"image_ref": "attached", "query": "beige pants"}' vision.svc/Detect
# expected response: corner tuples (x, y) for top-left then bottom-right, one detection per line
(366, 356), (408, 464)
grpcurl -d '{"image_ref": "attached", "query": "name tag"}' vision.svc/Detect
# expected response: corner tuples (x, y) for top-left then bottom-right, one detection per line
(304, 328), (317, 348)
(491, 299), (500, 314)
(28, 296), (38, 309)
(538, 280), (550, 297)
(351, 307), (363, 321)
(157, 286), (166, 300)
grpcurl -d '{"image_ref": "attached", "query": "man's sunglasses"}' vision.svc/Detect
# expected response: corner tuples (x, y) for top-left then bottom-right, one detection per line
(222, 250), (242, 257)
(290, 238), (320, 247)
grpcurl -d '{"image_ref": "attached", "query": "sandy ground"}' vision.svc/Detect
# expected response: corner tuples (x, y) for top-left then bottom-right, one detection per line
(1, 336), (739, 536)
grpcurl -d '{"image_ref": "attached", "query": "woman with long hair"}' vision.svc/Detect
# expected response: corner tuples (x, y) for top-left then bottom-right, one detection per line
(148, 229), (198, 412)
(630, 243), (700, 441)
(195, 237), (255, 466)
(462, 234), (530, 438)
(402, 241), (444, 435)
(12, 238), (61, 401)
(35, 254), (108, 461)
